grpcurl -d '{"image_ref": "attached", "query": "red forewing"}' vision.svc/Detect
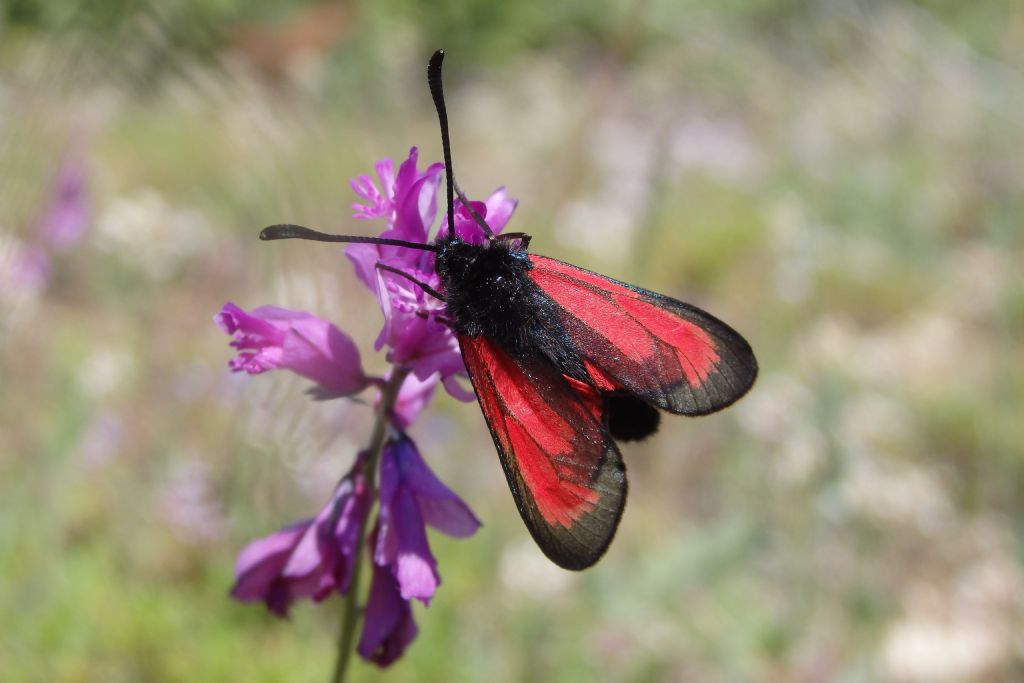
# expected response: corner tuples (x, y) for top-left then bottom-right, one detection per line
(528, 255), (757, 416)
(459, 334), (627, 570)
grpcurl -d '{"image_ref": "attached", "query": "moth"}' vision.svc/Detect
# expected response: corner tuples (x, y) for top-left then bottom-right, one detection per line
(261, 50), (757, 570)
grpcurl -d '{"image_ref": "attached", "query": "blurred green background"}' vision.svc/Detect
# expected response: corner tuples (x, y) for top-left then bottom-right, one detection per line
(2, 1), (1023, 681)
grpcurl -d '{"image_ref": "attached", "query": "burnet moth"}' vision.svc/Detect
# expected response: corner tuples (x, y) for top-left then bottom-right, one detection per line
(261, 50), (758, 570)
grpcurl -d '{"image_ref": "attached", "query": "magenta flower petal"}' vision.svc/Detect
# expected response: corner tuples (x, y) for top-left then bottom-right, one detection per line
(230, 452), (373, 616)
(395, 441), (481, 540)
(442, 373), (476, 403)
(375, 158), (397, 200)
(481, 187), (518, 234)
(376, 438), (437, 602)
(388, 488), (440, 601)
(375, 433), (480, 603)
(447, 187), (518, 243)
(216, 302), (369, 396)
(358, 555), (418, 667)
(447, 200), (487, 242)
(360, 257), (463, 382)
(347, 147), (443, 280)
(351, 158), (395, 220)
(344, 241), (384, 296)
(232, 519), (311, 615)
(281, 318), (367, 395)
(390, 149), (444, 245)
(391, 371), (439, 430)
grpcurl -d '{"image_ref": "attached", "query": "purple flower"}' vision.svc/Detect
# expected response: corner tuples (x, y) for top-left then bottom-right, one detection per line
(39, 154), (91, 251)
(7, 242), (52, 291)
(358, 539), (418, 667)
(372, 263), (463, 380)
(347, 147), (444, 289)
(222, 148), (512, 669)
(350, 147), (444, 244)
(374, 433), (480, 603)
(231, 452), (373, 616)
(345, 148), (517, 400)
(215, 302), (369, 397)
(346, 149), (455, 383)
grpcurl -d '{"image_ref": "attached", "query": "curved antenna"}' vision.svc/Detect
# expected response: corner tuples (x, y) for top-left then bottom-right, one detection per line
(260, 223), (437, 252)
(427, 49), (494, 240)
(375, 263), (446, 302)
(453, 180), (498, 237)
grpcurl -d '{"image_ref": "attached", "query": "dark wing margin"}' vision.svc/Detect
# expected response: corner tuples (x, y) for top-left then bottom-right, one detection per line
(528, 255), (758, 416)
(459, 334), (627, 570)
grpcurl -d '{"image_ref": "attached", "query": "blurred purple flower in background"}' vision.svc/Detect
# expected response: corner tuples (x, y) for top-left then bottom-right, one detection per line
(39, 154), (91, 251)
(231, 451), (373, 616)
(7, 243), (52, 291)
(3, 147), (92, 301)
(219, 146), (511, 668)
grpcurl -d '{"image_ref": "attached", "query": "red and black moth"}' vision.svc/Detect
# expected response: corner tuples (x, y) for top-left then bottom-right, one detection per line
(261, 50), (758, 570)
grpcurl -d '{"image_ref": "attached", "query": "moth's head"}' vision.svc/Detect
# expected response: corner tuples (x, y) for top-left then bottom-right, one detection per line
(435, 236), (529, 291)
(434, 235), (478, 285)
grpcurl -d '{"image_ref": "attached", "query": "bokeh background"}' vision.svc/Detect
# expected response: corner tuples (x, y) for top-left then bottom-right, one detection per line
(2, 1), (1023, 681)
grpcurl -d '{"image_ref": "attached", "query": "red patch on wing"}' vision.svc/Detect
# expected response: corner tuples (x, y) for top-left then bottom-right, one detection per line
(612, 294), (719, 385)
(505, 421), (598, 527)
(531, 260), (719, 386)
(583, 360), (619, 392)
(461, 336), (600, 527)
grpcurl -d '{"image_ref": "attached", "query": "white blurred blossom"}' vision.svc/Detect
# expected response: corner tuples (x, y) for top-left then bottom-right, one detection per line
(883, 616), (1007, 683)
(737, 374), (814, 443)
(942, 243), (1008, 319)
(839, 455), (953, 534)
(77, 346), (135, 399)
(95, 188), (212, 279)
(882, 527), (1024, 682)
(854, 312), (968, 391)
(796, 315), (860, 373)
(838, 391), (914, 456)
(775, 426), (828, 485)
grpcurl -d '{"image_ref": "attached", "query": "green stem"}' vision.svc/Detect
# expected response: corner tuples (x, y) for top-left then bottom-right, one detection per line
(330, 367), (410, 683)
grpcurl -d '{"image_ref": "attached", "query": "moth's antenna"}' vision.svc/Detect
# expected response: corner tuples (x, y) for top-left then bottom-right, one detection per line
(428, 49), (494, 240)
(375, 263), (446, 302)
(260, 223), (437, 252)
(452, 180), (496, 238)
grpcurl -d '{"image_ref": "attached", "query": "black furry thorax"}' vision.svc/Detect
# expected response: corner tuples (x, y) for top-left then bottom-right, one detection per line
(434, 234), (589, 382)
(434, 236), (536, 344)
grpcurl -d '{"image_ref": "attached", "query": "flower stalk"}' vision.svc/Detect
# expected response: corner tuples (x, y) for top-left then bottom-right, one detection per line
(331, 367), (409, 683)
